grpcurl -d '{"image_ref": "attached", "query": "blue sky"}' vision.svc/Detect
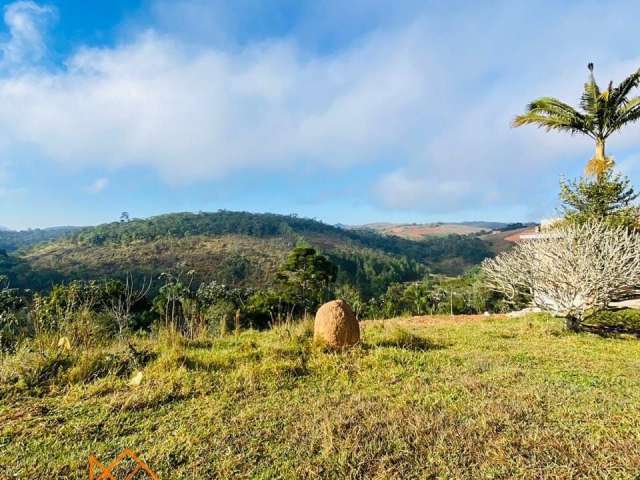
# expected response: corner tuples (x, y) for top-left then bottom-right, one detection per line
(1, 0), (640, 230)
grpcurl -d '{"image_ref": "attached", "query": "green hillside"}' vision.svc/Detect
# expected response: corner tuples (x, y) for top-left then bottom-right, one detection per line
(0, 226), (80, 253)
(1, 211), (493, 295)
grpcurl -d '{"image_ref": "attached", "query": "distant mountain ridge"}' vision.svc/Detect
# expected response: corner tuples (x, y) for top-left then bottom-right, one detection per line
(1, 211), (494, 294)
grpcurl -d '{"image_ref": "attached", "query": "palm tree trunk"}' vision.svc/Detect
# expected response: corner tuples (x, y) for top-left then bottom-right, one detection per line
(595, 139), (605, 162)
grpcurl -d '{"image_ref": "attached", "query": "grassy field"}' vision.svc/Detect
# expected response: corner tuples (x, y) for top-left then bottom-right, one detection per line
(1, 314), (640, 479)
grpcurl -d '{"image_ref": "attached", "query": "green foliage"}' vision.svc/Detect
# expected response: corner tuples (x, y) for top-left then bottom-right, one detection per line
(153, 271), (198, 335)
(363, 270), (509, 319)
(68, 210), (492, 272)
(329, 250), (426, 298)
(73, 211), (340, 245)
(2, 211), (494, 295)
(27, 279), (155, 345)
(197, 280), (257, 332)
(244, 289), (294, 327)
(196, 280), (254, 310)
(559, 170), (639, 228)
(0, 278), (31, 353)
(32, 281), (112, 332)
(276, 246), (337, 315)
(333, 284), (365, 319)
(583, 308), (640, 331)
(68, 210), (490, 269)
(0, 226), (79, 253)
(0, 248), (59, 291)
(202, 300), (237, 336)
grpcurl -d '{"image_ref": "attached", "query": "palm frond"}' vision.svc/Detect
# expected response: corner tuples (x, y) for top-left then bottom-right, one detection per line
(512, 97), (590, 135)
(526, 97), (582, 116)
(612, 96), (640, 128)
(512, 113), (589, 135)
(580, 75), (601, 117)
(513, 65), (640, 161)
(610, 68), (640, 107)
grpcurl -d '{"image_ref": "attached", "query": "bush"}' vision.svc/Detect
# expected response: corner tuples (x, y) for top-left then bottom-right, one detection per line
(0, 348), (73, 396)
(584, 309), (640, 331)
(0, 285), (31, 353)
(483, 221), (640, 330)
(0, 341), (156, 397)
(203, 301), (237, 336)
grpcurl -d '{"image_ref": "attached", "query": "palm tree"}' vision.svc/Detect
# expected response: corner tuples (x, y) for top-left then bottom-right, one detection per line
(513, 63), (640, 178)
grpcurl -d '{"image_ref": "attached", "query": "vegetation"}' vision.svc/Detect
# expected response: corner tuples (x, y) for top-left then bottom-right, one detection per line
(66, 211), (492, 268)
(483, 221), (640, 330)
(513, 63), (640, 178)
(483, 64), (640, 329)
(0, 211), (493, 298)
(1, 313), (639, 478)
(0, 251), (503, 356)
(559, 169), (639, 229)
(0, 226), (78, 253)
(275, 246), (337, 318)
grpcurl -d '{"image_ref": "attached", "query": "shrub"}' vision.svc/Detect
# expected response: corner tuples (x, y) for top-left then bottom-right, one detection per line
(483, 221), (640, 330)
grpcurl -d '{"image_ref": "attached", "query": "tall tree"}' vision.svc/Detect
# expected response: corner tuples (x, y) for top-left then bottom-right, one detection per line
(513, 63), (640, 178)
(276, 246), (337, 317)
(559, 170), (639, 229)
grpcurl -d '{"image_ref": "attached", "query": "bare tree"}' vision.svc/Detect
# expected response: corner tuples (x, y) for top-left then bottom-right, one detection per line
(482, 221), (640, 330)
(108, 273), (152, 334)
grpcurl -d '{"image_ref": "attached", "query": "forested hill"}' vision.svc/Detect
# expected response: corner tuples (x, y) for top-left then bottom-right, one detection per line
(0, 226), (80, 253)
(1, 211), (493, 296)
(69, 211), (491, 266)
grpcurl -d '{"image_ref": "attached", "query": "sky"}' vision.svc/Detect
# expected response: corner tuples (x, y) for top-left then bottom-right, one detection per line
(1, 0), (640, 230)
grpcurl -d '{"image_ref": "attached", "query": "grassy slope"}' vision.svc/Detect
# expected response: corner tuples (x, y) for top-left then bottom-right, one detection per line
(2, 314), (640, 479)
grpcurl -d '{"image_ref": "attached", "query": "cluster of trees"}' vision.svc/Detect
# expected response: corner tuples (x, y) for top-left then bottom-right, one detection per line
(339, 270), (506, 321)
(484, 63), (640, 331)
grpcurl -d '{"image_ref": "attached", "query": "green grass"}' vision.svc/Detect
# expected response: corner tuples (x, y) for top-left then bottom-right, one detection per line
(1, 314), (640, 479)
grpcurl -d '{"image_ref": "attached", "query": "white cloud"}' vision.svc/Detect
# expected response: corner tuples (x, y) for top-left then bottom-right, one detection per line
(86, 177), (109, 193)
(0, 1), (55, 68)
(0, 25), (438, 184)
(0, 8), (489, 193)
